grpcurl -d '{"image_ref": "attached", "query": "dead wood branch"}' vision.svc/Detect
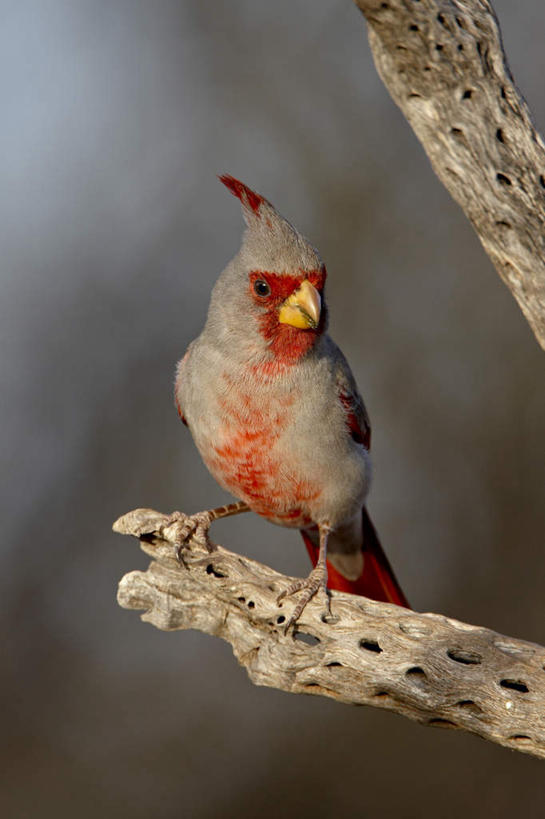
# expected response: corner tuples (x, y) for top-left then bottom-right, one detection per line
(115, 509), (545, 761)
(353, 0), (545, 349)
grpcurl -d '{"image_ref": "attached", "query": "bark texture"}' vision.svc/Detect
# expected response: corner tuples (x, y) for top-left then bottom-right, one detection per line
(115, 509), (545, 762)
(353, 0), (545, 349)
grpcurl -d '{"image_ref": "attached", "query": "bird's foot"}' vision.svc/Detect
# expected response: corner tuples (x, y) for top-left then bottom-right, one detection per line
(277, 563), (330, 634)
(164, 510), (216, 564)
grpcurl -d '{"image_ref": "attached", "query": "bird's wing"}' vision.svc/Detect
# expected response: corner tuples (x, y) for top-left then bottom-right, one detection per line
(334, 349), (371, 450)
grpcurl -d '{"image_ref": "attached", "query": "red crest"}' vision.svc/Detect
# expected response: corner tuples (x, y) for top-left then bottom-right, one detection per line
(219, 174), (264, 215)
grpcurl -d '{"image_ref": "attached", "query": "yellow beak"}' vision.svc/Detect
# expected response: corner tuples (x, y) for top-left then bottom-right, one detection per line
(277, 279), (321, 330)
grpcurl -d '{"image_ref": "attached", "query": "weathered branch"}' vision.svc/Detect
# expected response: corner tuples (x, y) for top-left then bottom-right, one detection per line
(115, 509), (545, 761)
(353, 0), (545, 349)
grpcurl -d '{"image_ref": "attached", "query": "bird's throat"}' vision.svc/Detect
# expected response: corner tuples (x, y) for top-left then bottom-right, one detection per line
(258, 314), (319, 365)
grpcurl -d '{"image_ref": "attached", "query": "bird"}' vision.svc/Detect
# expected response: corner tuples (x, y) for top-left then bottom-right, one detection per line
(173, 174), (409, 630)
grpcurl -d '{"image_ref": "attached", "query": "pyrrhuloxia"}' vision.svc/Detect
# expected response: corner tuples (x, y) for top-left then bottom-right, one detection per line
(174, 175), (409, 629)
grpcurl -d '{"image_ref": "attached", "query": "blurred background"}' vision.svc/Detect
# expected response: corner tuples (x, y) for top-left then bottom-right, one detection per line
(2, 1), (545, 816)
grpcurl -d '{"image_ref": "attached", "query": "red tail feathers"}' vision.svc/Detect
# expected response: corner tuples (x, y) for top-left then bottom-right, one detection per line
(301, 508), (410, 608)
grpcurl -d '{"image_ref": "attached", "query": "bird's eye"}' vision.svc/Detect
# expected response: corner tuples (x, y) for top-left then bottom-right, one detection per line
(253, 279), (271, 297)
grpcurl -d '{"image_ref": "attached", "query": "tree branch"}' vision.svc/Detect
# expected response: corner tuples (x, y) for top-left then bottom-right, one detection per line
(115, 509), (545, 761)
(352, 0), (545, 349)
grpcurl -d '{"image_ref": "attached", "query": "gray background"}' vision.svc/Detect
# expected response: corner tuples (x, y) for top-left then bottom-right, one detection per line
(2, 1), (545, 816)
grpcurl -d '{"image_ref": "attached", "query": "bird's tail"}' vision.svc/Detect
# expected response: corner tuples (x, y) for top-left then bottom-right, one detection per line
(301, 507), (410, 608)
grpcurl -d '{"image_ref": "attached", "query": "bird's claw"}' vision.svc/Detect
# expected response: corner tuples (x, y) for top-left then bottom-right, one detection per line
(164, 510), (216, 564)
(277, 564), (330, 634)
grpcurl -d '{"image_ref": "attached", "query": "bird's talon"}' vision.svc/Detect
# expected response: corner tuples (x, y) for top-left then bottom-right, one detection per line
(276, 566), (327, 633)
(175, 543), (190, 567)
(165, 510), (215, 563)
(323, 590), (332, 620)
(283, 618), (295, 636)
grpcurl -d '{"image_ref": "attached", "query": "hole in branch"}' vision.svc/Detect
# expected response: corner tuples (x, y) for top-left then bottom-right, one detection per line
(206, 563), (226, 578)
(409, 24), (419, 31)
(457, 700), (484, 717)
(247, 600), (255, 609)
(496, 128), (505, 143)
(140, 533), (160, 545)
(496, 173), (512, 186)
(496, 220), (511, 228)
(509, 734), (532, 741)
(539, 174), (545, 188)
(457, 44), (464, 52)
(455, 16), (464, 29)
(501, 86), (506, 99)
(276, 615), (285, 625)
(326, 661), (342, 668)
(294, 631), (321, 646)
(462, 89), (473, 99)
(429, 718), (457, 729)
(447, 648), (482, 665)
(238, 596), (246, 603)
(435, 43), (444, 51)
(500, 679), (529, 693)
(451, 127), (464, 137)
(359, 639), (382, 653)
(437, 13), (446, 26)
(405, 667), (429, 689)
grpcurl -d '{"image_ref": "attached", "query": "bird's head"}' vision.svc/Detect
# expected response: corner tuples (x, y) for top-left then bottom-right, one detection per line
(207, 175), (328, 366)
